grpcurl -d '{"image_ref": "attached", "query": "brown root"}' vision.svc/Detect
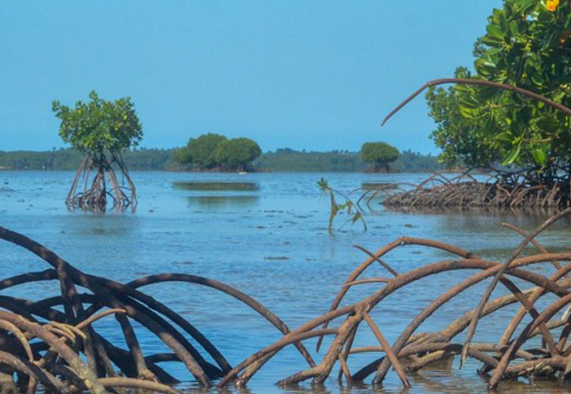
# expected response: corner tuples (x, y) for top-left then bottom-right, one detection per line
(1, 209), (571, 391)
(66, 152), (137, 212)
(381, 173), (571, 210)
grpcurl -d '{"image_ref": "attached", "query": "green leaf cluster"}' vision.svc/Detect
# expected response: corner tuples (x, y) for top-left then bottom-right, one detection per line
(428, 0), (571, 171)
(214, 138), (262, 170)
(52, 91), (143, 156)
(360, 142), (399, 171)
(175, 133), (261, 171)
(174, 133), (227, 169)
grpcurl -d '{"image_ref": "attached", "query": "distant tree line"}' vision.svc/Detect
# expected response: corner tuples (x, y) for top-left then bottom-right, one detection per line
(0, 147), (444, 172)
(255, 148), (362, 172)
(0, 148), (177, 171)
(254, 148), (443, 172)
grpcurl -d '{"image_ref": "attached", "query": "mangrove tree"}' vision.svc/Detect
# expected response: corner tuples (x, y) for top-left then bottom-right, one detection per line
(52, 91), (143, 211)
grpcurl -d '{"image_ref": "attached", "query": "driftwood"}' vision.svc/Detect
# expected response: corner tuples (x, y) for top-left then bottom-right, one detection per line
(1, 209), (571, 391)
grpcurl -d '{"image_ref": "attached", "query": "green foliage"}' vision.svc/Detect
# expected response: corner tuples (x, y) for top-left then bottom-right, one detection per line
(360, 142), (400, 171)
(213, 138), (261, 171)
(0, 148), (176, 171)
(174, 133), (227, 169)
(426, 68), (503, 167)
(255, 148), (443, 172)
(121, 148), (178, 170)
(52, 91), (143, 156)
(174, 133), (260, 171)
(0, 149), (83, 170)
(394, 150), (445, 172)
(255, 149), (363, 172)
(428, 0), (571, 172)
(0, 148), (444, 172)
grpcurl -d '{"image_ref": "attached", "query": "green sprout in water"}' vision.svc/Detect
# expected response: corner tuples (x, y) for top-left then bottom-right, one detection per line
(318, 177), (367, 234)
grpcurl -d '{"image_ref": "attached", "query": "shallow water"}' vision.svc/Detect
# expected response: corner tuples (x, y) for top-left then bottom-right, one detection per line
(0, 171), (570, 393)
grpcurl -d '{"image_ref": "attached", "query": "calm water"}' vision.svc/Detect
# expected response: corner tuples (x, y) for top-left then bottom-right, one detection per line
(1, 171), (570, 393)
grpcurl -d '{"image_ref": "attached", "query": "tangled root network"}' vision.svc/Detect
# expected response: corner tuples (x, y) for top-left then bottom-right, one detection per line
(1, 208), (571, 392)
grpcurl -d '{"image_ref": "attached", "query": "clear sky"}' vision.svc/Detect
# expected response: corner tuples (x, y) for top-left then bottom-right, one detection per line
(0, 1), (501, 153)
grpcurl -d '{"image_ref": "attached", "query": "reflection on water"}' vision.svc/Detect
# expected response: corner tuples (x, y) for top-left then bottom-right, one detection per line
(67, 215), (140, 237)
(361, 182), (398, 190)
(187, 195), (259, 209)
(176, 179), (261, 210)
(1, 171), (571, 394)
(174, 181), (260, 192)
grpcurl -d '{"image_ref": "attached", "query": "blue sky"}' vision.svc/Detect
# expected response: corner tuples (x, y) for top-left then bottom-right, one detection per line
(0, 1), (501, 153)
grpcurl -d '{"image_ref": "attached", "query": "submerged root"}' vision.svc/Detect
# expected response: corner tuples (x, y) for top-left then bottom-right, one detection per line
(216, 209), (571, 390)
(1, 209), (571, 391)
(0, 225), (311, 393)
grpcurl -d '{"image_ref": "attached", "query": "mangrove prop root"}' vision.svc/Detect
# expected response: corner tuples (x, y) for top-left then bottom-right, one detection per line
(217, 210), (571, 389)
(1, 209), (571, 391)
(0, 225), (307, 392)
(379, 172), (571, 209)
(380, 78), (571, 208)
(66, 152), (137, 212)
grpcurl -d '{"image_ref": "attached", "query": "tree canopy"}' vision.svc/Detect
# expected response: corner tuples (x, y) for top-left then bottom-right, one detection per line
(52, 91), (143, 156)
(52, 91), (142, 210)
(174, 133), (261, 171)
(214, 138), (261, 171)
(427, 0), (571, 175)
(174, 133), (227, 169)
(360, 142), (400, 171)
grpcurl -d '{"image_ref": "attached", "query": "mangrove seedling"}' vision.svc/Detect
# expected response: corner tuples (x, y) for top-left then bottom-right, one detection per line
(318, 177), (367, 234)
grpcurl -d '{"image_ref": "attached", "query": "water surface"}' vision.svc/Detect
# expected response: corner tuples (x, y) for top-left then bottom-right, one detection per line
(0, 171), (570, 393)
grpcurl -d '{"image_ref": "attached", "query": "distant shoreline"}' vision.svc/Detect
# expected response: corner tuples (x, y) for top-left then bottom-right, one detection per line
(0, 148), (445, 173)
